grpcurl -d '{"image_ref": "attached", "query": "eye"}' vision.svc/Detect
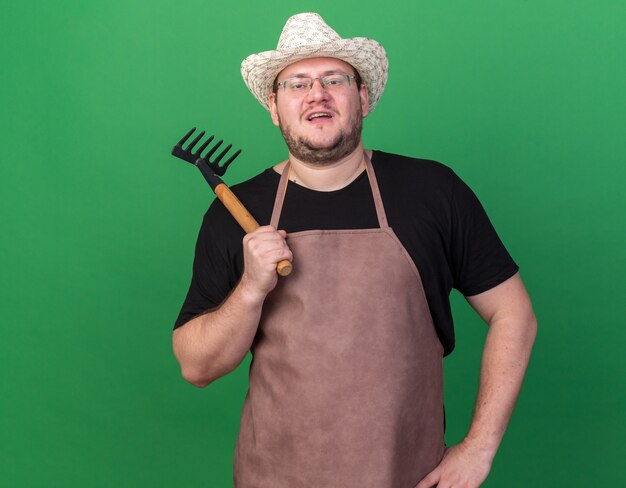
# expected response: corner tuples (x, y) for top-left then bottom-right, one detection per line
(288, 81), (309, 91)
(324, 75), (345, 87)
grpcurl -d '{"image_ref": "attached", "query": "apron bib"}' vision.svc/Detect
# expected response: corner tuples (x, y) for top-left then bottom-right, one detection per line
(234, 156), (444, 487)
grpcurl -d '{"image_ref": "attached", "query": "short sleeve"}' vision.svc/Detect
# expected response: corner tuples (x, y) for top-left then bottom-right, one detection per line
(449, 173), (519, 296)
(173, 201), (243, 328)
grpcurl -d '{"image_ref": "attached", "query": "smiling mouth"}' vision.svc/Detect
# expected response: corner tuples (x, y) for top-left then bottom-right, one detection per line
(307, 112), (333, 121)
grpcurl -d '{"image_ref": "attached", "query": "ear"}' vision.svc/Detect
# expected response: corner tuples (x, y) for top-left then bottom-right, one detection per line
(269, 92), (280, 126)
(359, 83), (370, 118)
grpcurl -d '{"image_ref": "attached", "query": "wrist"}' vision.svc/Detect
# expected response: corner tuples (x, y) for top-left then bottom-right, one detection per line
(237, 273), (270, 305)
(461, 432), (500, 464)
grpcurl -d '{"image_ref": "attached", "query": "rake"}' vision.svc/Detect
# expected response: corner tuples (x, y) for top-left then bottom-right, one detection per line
(172, 127), (292, 276)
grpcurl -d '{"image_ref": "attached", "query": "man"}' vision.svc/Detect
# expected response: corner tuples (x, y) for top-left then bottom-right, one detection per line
(173, 12), (537, 488)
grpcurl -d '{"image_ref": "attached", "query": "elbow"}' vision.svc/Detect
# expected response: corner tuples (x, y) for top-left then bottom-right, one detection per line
(172, 327), (245, 388)
(530, 315), (538, 349)
(527, 310), (538, 342)
(517, 310), (538, 357)
(514, 304), (537, 345)
(179, 358), (239, 388)
(180, 366), (215, 388)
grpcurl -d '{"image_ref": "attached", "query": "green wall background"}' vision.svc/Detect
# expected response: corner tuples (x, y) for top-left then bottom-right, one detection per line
(1, 1), (624, 486)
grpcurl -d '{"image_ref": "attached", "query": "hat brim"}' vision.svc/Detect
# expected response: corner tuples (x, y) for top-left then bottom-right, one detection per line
(241, 37), (388, 112)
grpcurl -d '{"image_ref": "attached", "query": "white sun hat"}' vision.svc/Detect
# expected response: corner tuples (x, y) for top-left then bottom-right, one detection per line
(241, 13), (388, 112)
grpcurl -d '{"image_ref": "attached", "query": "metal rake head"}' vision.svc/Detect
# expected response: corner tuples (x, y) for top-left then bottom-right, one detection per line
(172, 127), (241, 176)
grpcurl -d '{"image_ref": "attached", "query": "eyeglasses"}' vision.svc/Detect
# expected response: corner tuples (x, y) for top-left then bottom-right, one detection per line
(275, 74), (356, 95)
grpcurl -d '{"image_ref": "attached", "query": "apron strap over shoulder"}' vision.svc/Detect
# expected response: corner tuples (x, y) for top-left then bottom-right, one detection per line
(270, 164), (290, 229)
(363, 153), (389, 229)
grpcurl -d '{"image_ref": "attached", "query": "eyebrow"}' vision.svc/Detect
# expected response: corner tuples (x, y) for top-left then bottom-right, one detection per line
(283, 70), (350, 79)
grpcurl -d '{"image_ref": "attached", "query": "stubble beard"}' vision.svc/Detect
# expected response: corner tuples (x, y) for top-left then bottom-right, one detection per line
(277, 106), (363, 165)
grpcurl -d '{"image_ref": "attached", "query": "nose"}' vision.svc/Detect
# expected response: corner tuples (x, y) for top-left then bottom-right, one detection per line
(305, 78), (328, 102)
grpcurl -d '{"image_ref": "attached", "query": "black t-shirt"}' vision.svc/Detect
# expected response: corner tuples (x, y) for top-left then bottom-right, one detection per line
(174, 150), (519, 356)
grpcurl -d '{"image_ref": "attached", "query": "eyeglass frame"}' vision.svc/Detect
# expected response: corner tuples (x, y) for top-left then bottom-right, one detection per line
(272, 70), (363, 95)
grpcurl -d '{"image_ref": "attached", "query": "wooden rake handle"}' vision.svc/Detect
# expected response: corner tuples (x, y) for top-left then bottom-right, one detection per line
(214, 184), (293, 276)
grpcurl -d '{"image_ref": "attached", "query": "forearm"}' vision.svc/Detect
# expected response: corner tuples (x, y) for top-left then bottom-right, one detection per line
(173, 226), (292, 387)
(172, 275), (267, 388)
(464, 310), (537, 461)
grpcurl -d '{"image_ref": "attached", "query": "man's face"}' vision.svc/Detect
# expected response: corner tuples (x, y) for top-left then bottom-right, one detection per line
(269, 57), (369, 165)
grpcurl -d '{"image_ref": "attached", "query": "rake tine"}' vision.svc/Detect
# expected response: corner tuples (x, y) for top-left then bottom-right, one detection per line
(186, 130), (205, 152)
(196, 135), (215, 156)
(204, 139), (223, 160)
(176, 127), (196, 148)
(212, 144), (233, 166)
(221, 149), (241, 173)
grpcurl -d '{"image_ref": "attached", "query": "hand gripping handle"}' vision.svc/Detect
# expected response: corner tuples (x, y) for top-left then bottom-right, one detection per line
(214, 184), (293, 276)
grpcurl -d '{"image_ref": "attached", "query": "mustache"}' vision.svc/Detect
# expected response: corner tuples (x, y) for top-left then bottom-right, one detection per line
(301, 103), (336, 118)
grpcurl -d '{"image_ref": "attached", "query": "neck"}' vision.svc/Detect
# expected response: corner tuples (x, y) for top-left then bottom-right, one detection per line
(281, 145), (371, 191)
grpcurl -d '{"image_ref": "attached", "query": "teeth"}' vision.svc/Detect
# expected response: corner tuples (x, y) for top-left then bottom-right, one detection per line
(308, 113), (331, 120)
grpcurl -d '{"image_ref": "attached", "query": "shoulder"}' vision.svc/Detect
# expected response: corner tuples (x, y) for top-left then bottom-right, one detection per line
(230, 167), (279, 196)
(372, 150), (458, 184)
(372, 150), (452, 170)
(371, 150), (462, 202)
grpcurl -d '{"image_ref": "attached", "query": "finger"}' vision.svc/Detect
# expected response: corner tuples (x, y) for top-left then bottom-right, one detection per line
(269, 246), (292, 264)
(245, 236), (292, 265)
(246, 232), (290, 250)
(244, 232), (286, 250)
(246, 226), (286, 239)
(415, 469), (440, 488)
(253, 225), (279, 234)
(255, 240), (291, 259)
